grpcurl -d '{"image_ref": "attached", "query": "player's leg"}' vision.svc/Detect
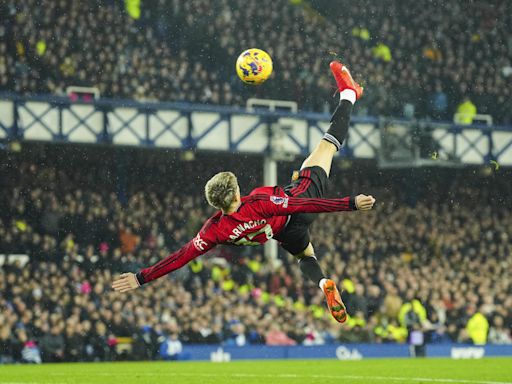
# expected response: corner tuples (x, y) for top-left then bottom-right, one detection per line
(277, 61), (362, 323)
(300, 140), (337, 178)
(295, 243), (324, 284)
(277, 226), (347, 323)
(300, 61), (363, 177)
(294, 243), (347, 323)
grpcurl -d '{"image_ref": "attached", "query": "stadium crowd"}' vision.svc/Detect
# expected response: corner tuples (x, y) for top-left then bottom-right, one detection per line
(1, 0), (512, 123)
(1, 149), (511, 363)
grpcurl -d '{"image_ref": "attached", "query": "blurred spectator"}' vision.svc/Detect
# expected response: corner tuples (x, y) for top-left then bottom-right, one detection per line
(425, 312), (452, 344)
(373, 43), (392, 62)
(64, 323), (84, 362)
(0, 150), (511, 363)
(0, 326), (15, 364)
(39, 324), (65, 362)
(466, 308), (490, 345)
(88, 322), (112, 362)
(488, 316), (512, 345)
(454, 97), (477, 125)
(225, 322), (247, 347)
(0, 0), (511, 123)
(429, 83), (448, 120)
(18, 333), (42, 364)
(347, 284), (368, 318)
(265, 324), (297, 346)
(159, 333), (183, 361)
(119, 226), (139, 255)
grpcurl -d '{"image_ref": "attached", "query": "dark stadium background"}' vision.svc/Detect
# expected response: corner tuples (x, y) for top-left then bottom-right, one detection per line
(1, 0), (511, 366)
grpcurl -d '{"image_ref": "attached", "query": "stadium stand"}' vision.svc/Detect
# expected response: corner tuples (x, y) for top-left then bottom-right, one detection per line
(1, 147), (511, 362)
(1, 0), (511, 123)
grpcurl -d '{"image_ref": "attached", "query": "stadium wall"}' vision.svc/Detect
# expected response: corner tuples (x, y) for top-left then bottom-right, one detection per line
(176, 344), (512, 361)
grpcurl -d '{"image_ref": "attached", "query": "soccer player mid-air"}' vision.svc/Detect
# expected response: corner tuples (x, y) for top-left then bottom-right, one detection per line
(112, 61), (376, 323)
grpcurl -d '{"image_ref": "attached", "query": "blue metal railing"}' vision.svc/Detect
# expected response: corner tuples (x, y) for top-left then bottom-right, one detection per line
(1, 92), (511, 166)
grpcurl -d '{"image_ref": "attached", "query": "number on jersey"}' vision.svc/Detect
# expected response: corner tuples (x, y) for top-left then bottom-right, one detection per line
(233, 224), (273, 246)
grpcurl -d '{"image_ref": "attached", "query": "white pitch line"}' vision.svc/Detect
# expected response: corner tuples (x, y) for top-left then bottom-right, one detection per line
(47, 370), (512, 384)
(319, 374), (512, 384)
(0, 382), (67, 384)
(174, 372), (512, 384)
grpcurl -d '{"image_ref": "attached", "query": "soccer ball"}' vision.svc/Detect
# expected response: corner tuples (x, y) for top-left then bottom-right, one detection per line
(236, 48), (273, 85)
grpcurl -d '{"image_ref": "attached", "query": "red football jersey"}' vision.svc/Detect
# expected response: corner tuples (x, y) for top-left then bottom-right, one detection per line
(136, 186), (355, 285)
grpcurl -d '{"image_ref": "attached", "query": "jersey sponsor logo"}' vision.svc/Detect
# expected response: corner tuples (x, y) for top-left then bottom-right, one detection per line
(270, 195), (289, 208)
(193, 235), (208, 251)
(229, 219), (267, 240)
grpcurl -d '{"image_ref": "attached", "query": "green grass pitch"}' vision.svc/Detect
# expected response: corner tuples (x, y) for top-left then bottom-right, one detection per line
(1, 358), (511, 384)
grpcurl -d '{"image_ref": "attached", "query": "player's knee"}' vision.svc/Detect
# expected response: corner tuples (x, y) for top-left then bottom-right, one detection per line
(294, 243), (315, 259)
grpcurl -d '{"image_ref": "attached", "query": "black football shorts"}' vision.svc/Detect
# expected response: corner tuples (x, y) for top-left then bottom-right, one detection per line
(274, 165), (329, 255)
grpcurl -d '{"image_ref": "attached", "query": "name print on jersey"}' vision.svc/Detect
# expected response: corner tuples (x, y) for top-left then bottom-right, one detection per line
(229, 220), (267, 241)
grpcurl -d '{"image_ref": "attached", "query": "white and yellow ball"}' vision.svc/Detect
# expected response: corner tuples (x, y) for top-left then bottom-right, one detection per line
(236, 48), (273, 85)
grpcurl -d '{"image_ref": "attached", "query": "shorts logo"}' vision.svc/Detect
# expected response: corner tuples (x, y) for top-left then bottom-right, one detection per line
(193, 235), (208, 251)
(270, 196), (289, 208)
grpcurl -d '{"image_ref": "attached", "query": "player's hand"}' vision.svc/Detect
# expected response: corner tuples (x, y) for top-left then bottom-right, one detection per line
(112, 273), (141, 292)
(355, 194), (376, 210)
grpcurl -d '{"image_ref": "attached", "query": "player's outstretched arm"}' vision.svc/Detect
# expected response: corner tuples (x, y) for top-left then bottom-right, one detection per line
(255, 193), (376, 217)
(112, 231), (216, 292)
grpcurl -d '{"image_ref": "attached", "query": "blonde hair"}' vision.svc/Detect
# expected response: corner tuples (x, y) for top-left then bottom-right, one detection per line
(204, 171), (239, 211)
